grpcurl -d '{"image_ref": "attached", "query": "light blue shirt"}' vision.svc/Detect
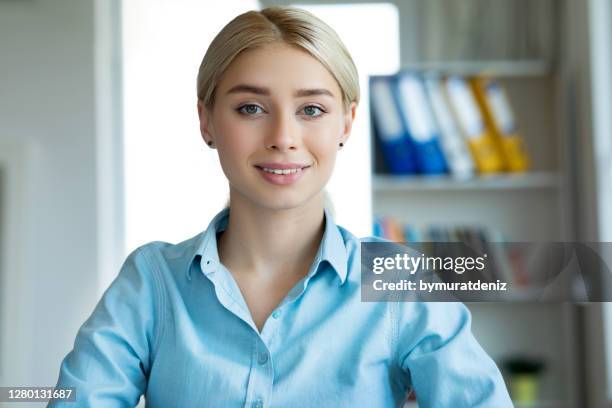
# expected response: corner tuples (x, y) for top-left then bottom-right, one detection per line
(50, 206), (513, 407)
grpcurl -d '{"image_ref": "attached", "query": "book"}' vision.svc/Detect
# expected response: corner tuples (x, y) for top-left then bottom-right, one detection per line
(444, 75), (505, 173)
(369, 75), (418, 174)
(423, 74), (475, 179)
(470, 76), (530, 172)
(394, 71), (448, 174)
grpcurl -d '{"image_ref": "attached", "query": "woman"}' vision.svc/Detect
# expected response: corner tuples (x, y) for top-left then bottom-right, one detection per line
(50, 6), (512, 407)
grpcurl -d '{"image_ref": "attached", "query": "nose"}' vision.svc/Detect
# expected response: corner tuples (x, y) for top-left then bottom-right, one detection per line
(266, 109), (298, 152)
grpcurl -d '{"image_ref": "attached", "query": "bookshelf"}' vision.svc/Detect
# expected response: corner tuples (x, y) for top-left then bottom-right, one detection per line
(400, 60), (552, 77)
(405, 399), (572, 408)
(373, 171), (560, 192)
(371, 58), (579, 406)
(270, 0), (590, 405)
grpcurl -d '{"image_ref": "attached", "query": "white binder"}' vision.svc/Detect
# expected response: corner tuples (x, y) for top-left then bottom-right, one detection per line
(423, 74), (475, 179)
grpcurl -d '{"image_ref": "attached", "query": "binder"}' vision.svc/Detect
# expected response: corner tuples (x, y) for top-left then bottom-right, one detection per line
(373, 216), (384, 238)
(394, 71), (448, 174)
(369, 76), (418, 174)
(379, 216), (405, 242)
(470, 76), (530, 172)
(423, 74), (475, 179)
(403, 224), (422, 243)
(444, 75), (504, 173)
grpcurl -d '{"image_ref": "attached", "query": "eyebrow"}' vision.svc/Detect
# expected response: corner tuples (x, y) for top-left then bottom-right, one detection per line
(226, 84), (335, 98)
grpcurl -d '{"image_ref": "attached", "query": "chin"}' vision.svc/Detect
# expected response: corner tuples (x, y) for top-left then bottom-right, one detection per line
(230, 173), (325, 209)
(250, 190), (319, 211)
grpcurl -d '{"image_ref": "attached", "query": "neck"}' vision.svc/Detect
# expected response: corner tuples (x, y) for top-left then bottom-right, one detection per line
(217, 190), (326, 279)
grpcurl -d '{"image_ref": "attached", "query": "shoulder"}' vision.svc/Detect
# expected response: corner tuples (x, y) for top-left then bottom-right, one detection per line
(335, 224), (411, 284)
(333, 225), (393, 267)
(126, 230), (206, 279)
(336, 224), (418, 258)
(334, 220), (421, 268)
(336, 224), (394, 249)
(138, 231), (204, 259)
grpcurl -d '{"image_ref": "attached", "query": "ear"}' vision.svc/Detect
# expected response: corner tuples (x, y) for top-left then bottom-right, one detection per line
(340, 101), (357, 144)
(197, 100), (214, 143)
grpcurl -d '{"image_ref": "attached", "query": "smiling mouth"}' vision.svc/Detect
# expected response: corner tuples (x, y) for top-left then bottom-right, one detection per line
(253, 164), (311, 186)
(254, 165), (311, 174)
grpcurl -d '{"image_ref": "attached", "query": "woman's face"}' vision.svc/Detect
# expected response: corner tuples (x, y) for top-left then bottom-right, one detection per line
(198, 43), (356, 210)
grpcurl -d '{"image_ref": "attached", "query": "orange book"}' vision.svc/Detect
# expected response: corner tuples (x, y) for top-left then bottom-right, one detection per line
(381, 217), (405, 242)
(444, 75), (504, 173)
(470, 76), (530, 172)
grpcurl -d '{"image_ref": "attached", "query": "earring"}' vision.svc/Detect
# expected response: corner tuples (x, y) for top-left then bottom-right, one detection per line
(207, 141), (214, 147)
(339, 142), (344, 147)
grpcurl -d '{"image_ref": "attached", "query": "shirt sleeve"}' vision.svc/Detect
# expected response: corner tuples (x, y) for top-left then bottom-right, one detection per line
(48, 245), (163, 407)
(392, 301), (513, 407)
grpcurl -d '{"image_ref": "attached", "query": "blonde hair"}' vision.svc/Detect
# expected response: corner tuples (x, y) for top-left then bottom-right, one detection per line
(196, 6), (360, 113)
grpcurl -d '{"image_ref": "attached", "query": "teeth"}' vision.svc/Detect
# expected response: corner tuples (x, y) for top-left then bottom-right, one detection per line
(261, 167), (303, 175)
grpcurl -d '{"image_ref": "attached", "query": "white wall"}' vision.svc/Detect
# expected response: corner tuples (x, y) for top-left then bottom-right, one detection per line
(0, 0), (101, 396)
(587, 0), (612, 404)
(123, 1), (383, 256)
(122, 0), (258, 259)
(562, 0), (612, 406)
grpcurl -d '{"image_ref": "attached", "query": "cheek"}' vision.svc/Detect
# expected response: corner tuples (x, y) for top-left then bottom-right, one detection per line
(216, 114), (259, 160)
(217, 110), (246, 137)
(216, 139), (252, 180)
(304, 118), (342, 156)
(306, 138), (338, 175)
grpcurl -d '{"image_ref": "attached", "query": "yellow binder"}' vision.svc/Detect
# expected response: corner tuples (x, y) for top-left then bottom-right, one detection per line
(444, 75), (504, 173)
(470, 76), (530, 172)
(382, 216), (405, 242)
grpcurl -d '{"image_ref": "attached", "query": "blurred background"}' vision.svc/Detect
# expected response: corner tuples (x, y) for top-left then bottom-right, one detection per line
(0, 0), (611, 407)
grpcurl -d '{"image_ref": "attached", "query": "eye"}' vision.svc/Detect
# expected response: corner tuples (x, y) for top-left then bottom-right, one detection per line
(301, 105), (326, 117)
(237, 104), (326, 117)
(237, 104), (264, 115)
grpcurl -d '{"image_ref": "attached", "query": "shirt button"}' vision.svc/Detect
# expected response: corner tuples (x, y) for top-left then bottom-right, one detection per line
(252, 397), (263, 408)
(272, 310), (281, 319)
(257, 352), (268, 365)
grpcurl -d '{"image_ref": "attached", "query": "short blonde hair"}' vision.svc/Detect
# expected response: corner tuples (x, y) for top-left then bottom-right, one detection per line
(196, 6), (360, 113)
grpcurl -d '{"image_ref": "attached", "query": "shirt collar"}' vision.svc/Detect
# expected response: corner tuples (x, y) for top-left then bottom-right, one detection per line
(185, 206), (348, 285)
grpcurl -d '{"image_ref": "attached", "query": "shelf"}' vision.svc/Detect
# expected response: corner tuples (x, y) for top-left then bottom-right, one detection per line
(513, 401), (569, 408)
(372, 171), (560, 192)
(403, 400), (568, 408)
(465, 287), (560, 303)
(400, 60), (552, 77)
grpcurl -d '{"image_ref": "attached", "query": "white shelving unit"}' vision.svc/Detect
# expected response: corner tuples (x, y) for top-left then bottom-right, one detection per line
(268, 0), (593, 405)
(404, 398), (572, 408)
(373, 171), (560, 192)
(401, 60), (552, 77)
(371, 59), (579, 406)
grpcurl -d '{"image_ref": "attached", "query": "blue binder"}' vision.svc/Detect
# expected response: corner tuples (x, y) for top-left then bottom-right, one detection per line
(372, 216), (384, 238)
(369, 75), (418, 174)
(393, 71), (449, 174)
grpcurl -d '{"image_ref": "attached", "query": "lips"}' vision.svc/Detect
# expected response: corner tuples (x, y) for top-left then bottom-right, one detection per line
(254, 163), (310, 185)
(254, 162), (311, 170)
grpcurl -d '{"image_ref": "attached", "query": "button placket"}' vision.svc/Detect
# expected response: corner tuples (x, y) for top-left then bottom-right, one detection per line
(257, 351), (268, 365)
(260, 308), (282, 343)
(244, 336), (273, 408)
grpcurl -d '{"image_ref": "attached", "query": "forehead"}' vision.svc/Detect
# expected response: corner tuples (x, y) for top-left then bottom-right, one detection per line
(215, 43), (342, 99)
